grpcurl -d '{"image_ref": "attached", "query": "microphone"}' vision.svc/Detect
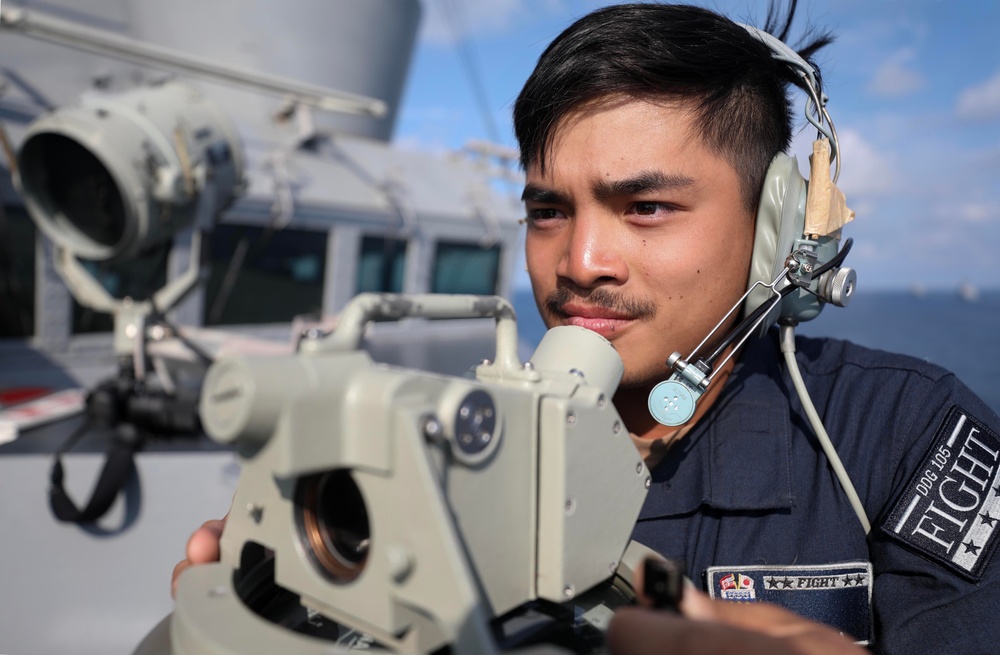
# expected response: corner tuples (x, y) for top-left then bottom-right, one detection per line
(647, 241), (855, 427)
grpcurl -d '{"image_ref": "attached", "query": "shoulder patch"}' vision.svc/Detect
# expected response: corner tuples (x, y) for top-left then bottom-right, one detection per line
(883, 406), (1000, 580)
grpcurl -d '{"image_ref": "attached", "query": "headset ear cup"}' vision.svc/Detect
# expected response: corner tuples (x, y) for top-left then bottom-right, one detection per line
(743, 153), (808, 333)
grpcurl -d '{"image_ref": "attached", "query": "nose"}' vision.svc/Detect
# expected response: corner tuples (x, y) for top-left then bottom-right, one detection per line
(556, 214), (628, 289)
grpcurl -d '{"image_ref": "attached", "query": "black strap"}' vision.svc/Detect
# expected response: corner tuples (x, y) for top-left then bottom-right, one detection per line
(48, 423), (141, 524)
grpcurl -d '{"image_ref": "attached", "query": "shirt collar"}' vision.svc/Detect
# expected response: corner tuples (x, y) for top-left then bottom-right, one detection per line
(638, 331), (795, 519)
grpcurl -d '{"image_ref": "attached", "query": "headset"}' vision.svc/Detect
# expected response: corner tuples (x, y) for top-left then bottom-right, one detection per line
(646, 24), (870, 532)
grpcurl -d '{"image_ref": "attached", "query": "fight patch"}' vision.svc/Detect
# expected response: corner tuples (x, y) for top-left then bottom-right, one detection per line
(884, 406), (1000, 580)
(706, 562), (872, 645)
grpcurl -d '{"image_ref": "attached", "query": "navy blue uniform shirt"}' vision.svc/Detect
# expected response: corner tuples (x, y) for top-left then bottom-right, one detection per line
(632, 329), (1000, 653)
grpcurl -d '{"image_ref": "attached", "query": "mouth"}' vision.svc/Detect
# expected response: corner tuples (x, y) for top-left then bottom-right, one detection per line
(557, 304), (637, 338)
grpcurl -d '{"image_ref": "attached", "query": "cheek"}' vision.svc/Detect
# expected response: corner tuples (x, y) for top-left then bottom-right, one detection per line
(525, 239), (556, 322)
(525, 236), (560, 283)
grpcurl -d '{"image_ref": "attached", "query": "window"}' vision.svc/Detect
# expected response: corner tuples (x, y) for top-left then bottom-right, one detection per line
(356, 236), (406, 294)
(0, 206), (36, 337)
(203, 224), (327, 325)
(431, 241), (501, 296)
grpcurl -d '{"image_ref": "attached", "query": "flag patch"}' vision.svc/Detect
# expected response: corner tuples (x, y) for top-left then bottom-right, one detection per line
(883, 406), (1000, 580)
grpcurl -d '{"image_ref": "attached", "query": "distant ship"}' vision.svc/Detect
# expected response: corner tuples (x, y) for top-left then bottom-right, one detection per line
(958, 282), (980, 303)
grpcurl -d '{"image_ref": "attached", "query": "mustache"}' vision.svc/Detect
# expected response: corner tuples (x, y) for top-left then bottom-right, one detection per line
(545, 287), (657, 321)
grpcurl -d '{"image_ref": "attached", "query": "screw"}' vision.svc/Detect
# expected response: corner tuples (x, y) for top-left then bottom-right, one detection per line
(645, 476), (651, 489)
(387, 546), (413, 584)
(247, 503), (263, 524)
(563, 584), (575, 600)
(302, 327), (326, 340)
(566, 412), (577, 426)
(422, 416), (442, 440)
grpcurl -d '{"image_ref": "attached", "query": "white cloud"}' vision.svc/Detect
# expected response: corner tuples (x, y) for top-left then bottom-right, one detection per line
(419, 0), (526, 45)
(834, 129), (899, 197)
(932, 200), (1000, 226)
(957, 70), (1000, 123)
(791, 127), (897, 199)
(867, 47), (926, 98)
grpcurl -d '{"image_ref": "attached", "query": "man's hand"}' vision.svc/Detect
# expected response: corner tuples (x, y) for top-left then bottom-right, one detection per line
(608, 589), (865, 655)
(170, 516), (226, 598)
(606, 559), (866, 655)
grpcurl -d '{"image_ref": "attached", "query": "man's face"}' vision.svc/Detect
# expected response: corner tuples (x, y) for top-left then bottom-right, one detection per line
(523, 97), (756, 388)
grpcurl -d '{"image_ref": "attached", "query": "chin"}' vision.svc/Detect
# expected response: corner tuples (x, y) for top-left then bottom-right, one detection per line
(617, 363), (667, 391)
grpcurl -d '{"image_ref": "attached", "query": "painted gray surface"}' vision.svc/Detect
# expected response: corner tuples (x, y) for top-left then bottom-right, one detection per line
(0, 447), (239, 655)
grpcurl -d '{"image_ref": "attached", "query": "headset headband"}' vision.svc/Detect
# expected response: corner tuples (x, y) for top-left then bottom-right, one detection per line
(738, 23), (841, 183)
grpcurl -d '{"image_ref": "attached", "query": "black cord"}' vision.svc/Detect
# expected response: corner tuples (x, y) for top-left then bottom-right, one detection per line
(148, 296), (214, 366)
(701, 238), (854, 368)
(53, 419), (93, 458)
(49, 416), (141, 525)
(811, 237), (853, 278)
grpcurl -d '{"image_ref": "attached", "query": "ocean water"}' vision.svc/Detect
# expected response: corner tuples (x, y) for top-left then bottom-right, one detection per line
(511, 288), (1000, 415)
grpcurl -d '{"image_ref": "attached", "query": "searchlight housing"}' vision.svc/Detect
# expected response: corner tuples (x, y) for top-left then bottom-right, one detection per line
(15, 80), (245, 262)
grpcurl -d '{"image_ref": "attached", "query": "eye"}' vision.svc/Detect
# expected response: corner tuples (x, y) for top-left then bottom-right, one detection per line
(525, 207), (566, 228)
(625, 201), (678, 220)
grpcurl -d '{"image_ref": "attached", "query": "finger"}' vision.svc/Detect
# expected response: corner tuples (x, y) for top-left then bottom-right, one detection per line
(681, 586), (801, 627)
(171, 559), (191, 599)
(173, 517), (227, 599)
(677, 586), (720, 620)
(680, 589), (861, 647)
(185, 517), (226, 564)
(608, 606), (798, 655)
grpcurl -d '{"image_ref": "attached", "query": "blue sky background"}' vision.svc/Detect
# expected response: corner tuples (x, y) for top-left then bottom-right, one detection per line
(395, 0), (1000, 292)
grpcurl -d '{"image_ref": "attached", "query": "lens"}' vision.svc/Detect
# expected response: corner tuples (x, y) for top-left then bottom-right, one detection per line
(21, 133), (127, 249)
(296, 471), (370, 583)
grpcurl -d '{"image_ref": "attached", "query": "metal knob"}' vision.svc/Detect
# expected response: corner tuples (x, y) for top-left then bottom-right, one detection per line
(821, 267), (857, 307)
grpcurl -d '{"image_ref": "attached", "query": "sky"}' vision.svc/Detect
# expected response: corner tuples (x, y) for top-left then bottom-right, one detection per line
(394, 0), (1000, 292)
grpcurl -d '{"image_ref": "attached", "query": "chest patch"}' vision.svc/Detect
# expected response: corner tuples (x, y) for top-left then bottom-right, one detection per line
(883, 406), (1000, 580)
(706, 562), (872, 645)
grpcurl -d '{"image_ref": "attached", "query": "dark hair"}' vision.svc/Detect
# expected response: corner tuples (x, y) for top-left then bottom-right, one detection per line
(513, 2), (832, 211)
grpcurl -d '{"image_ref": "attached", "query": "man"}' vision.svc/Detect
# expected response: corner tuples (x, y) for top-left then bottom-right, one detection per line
(176, 3), (1000, 653)
(513, 2), (1000, 653)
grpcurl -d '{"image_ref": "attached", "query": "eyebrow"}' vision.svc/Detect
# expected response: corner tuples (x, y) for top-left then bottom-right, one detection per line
(520, 170), (696, 205)
(521, 184), (570, 204)
(592, 170), (695, 201)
